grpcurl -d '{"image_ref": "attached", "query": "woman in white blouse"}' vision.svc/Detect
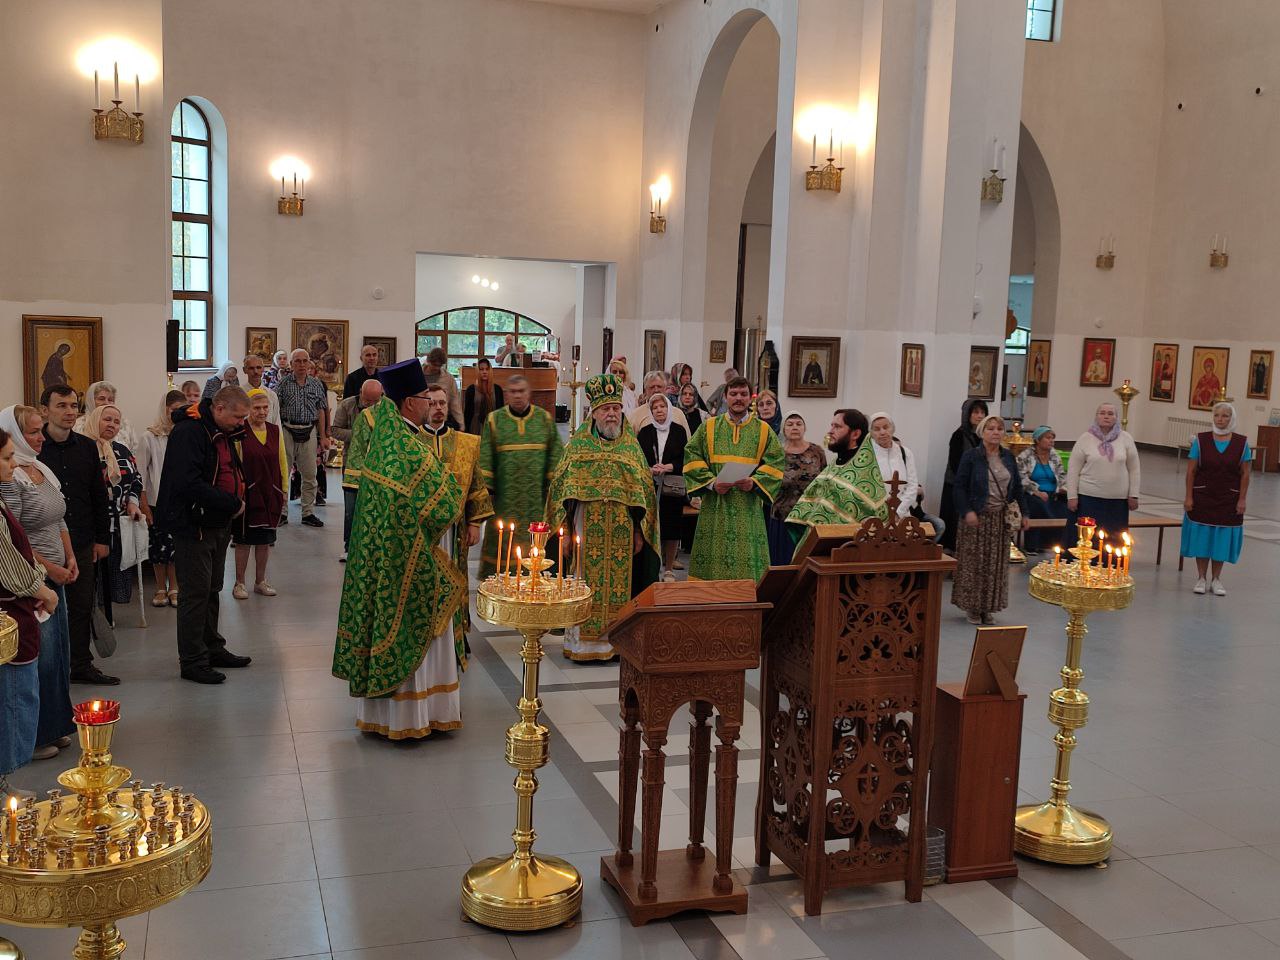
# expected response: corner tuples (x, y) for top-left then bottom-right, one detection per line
(1065, 402), (1140, 537)
(868, 412), (919, 518)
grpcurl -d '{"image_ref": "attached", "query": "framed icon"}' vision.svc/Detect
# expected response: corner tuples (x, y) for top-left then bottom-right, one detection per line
(899, 343), (924, 398)
(789, 337), (840, 399)
(292, 318), (349, 390)
(22, 315), (104, 407)
(1026, 340), (1051, 398)
(1188, 345), (1229, 411)
(1079, 337), (1116, 387)
(245, 326), (278, 364)
(709, 340), (727, 364)
(1149, 343), (1179, 403)
(1247, 349), (1274, 400)
(363, 336), (397, 367)
(967, 345), (999, 401)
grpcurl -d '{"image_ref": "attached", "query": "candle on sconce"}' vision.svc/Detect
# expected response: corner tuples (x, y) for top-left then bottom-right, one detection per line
(1098, 236), (1104, 257)
(135, 73), (140, 113)
(1222, 235), (1228, 255)
(113, 61), (119, 101)
(811, 135), (816, 166)
(280, 176), (285, 198)
(94, 69), (100, 109)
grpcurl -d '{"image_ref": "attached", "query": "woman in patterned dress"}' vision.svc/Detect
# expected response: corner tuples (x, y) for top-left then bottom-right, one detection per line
(80, 405), (147, 616)
(768, 413), (826, 564)
(136, 390), (187, 607)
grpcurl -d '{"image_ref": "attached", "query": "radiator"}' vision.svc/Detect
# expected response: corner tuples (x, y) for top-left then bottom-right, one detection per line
(1164, 417), (1210, 449)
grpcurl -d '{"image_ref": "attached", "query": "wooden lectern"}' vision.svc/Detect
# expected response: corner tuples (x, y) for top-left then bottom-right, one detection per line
(755, 511), (955, 916)
(599, 580), (769, 925)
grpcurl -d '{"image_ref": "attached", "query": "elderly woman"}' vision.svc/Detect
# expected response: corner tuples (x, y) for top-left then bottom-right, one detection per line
(263, 351), (288, 391)
(74, 380), (137, 453)
(0, 407), (76, 760)
(940, 399), (987, 551)
(1182, 402), (1251, 596)
(1066, 402), (1140, 539)
(81, 405), (147, 614)
(636, 393), (689, 581)
(669, 363), (708, 410)
(1017, 425), (1069, 554)
(233, 389), (288, 600)
(951, 414), (1029, 625)
(677, 383), (705, 434)
(136, 390), (187, 607)
(755, 390), (782, 434)
(868, 412), (919, 518)
(768, 412), (826, 564)
(0, 425), (62, 796)
(202, 361), (241, 401)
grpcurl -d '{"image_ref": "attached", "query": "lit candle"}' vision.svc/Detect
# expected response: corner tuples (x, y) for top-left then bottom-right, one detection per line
(113, 61), (119, 101)
(6, 796), (16, 846)
(575, 534), (582, 581)
(94, 69), (100, 109)
(281, 176), (285, 198)
(494, 520), (504, 578)
(558, 527), (565, 590)
(134, 74), (140, 113)
(1053, 545), (1061, 569)
(828, 130), (833, 159)
(515, 547), (523, 593)
(812, 135), (816, 166)
(293, 173), (297, 196)
(505, 523), (516, 582)
(1105, 544), (1113, 575)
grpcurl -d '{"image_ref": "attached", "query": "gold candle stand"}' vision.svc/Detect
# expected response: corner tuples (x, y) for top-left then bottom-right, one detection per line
(0, 614), (21, 960)
(1004, 421), (1034, 564)
(1015, 528), (1132, 864)
(461, 531), (594, 931)
(561, 360), (587, 433)
(1112, 379), (1140, 432)
(0, 702), (211, 959)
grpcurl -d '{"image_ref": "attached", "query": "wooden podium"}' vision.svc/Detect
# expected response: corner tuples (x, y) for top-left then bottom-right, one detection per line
(755, 512), (954, 916)
(598, 580), (769, 925)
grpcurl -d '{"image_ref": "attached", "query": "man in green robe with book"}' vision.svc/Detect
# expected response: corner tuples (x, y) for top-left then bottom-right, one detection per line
(333, 359), (468, 739)
(478, 375), (562, 578)
(683, 376), (785, 581)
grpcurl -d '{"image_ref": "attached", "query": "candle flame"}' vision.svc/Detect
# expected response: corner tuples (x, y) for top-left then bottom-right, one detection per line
(6, 797), (16, 814)
(1121, 532), (1132, 546)
(92, 700), (101, 711)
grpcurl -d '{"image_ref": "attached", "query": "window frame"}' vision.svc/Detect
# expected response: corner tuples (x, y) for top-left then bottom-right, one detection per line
(416, 306), (552, 375)
(1025, 0), (1057, 42)
(171, 98), (213, 368)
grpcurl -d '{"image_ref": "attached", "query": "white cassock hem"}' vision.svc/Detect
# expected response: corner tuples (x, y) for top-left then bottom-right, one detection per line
(356, 619), (461, 739)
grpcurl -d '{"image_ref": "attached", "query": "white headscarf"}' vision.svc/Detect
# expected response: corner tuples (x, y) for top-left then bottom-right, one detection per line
(217, 361), (240, 384)
(1208, 399), (1239, 437)
(0, 405), (60, 489)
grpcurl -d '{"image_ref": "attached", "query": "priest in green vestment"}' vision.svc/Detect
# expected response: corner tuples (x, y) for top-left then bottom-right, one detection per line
(420, 383), (494, 669)
(786, 409), (888, 551)
(478, 375), (563, 578)
(683, 376), (785, 581)
(546, 374), (660, 662)
(333, 359), (468, 739)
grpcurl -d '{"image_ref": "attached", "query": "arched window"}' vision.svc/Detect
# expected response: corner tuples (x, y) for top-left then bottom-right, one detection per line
(416, 307), (552, 375)
(171, 99), (212, 366)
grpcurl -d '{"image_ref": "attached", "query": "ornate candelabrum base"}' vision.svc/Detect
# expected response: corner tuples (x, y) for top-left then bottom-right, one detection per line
(460, 569), (593, 931)
(1015, 544), (1132, 865)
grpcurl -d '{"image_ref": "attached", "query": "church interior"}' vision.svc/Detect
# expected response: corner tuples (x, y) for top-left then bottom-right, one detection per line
(4, 0), (1280, 957)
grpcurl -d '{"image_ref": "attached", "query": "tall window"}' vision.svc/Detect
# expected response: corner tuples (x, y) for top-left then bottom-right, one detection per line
(416, 307), (552, 376)
(171, 99), (212, 366)
(1026, 0), (1057, 41)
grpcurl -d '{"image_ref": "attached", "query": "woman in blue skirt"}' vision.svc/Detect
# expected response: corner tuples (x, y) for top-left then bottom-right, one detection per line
(1182, 402), (1251, 596)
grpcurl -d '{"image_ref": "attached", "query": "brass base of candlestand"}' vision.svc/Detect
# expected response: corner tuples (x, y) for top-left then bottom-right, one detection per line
(1014, 801), (1112, 864)
(461, 853), (583, 931)
(73, 922), (125, 960)
(0, 938), (23, 960)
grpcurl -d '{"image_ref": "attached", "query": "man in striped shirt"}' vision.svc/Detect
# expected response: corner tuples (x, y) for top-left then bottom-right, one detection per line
(277, 349), (331, 527)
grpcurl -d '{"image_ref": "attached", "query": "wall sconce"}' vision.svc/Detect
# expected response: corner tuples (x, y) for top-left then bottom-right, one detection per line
(804, 132), (843, 193)
(980, 138), (1007, 203)
(270, 157), (310, 216)
(1096, 235), (1116, 269)
(77, 40), (156, 144)
(1209, 234), (1229, 268)
(472, 275), (499, 291)
(649, 176), (671, 233)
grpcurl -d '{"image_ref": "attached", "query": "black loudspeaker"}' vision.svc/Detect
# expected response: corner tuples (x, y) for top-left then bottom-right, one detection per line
(166, 319), (180, 373)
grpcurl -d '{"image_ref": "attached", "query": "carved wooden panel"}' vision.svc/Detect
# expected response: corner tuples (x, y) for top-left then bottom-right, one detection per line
(620, 658), (745, 736)
(641, 613), (759, 668)
(771, 593), (814, 673)
(761, 672), (814, 848)
(834, 573), (926, 678)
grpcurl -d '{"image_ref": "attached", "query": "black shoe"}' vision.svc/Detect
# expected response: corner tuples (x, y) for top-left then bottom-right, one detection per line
(181, 666), (226, 685)
(279, 514), (289, 525)
(208, 649), (252, 669)
(70, 667), (120, 685)
(316, 496), (327, 506)
(301, 515), (324, 527)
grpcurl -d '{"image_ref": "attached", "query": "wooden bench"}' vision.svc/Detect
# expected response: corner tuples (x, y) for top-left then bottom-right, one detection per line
(1021, 516), (1182, 566)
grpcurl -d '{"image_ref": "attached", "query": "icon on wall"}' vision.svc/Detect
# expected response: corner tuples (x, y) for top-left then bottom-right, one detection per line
(1149, 343), (1178, 403)
(1026, 340), (1051, 398)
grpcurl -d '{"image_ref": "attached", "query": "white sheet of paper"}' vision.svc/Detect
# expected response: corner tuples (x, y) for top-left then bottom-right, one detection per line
(713, 461), (755, 485)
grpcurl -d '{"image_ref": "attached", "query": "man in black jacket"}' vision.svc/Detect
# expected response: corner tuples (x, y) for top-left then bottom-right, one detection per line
(39, 384), (115, 685)
(157, 387), (254, 684)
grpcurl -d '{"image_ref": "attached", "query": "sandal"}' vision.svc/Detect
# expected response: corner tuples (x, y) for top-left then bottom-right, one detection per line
(151, 589), (169, 608)
(168, 589), (179, 607)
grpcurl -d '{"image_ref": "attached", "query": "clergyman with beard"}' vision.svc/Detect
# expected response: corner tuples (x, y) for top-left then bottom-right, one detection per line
(785, 407), (888, 551)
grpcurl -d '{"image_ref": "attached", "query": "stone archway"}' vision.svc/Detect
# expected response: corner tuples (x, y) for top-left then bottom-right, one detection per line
(1013, 122), (1061, 424)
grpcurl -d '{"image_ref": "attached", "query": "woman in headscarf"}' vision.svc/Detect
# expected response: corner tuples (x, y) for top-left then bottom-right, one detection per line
(0, 406), (76, 760)
(767, 412), (826, 564)
(755, 389), (783, 434)
(940, 398), (987, 551)
(463, 358), (504, 435)
(135, 390), (188, 607)
(669, 363), (708, 410)
(868, 412), (919, 519)
(1182, 401), (1250, 596)
(202, 361), (240, 400)
(677, 383), (705, 434)
(635, 392), (689, 580)
(80, 404), (147, 614)
(951, 414), (1029, 625)
(74, 380), (137, 453)
(1065, 401), (1140, 541)
(1016, 425), (1069, 554)
(232, 389), (288, 600)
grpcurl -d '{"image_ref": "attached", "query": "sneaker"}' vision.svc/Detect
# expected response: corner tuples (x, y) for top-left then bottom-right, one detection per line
(181, 666), (226, 685)
(70, 666), (120, 685)
(232, 582), (249, 600)
(982, 613), (996, 625)
(151, 589), (169, 607)
(1193, 578), (1207, 595)
(662, 571), (676, 582)
(254, 581), (277, 597)
(966, 612), (982, 625)
(32, 744), (59, 761)
(301, 515), (324, 528)
(208, 649), (252, 669)
(1211, 579), (1226, 597)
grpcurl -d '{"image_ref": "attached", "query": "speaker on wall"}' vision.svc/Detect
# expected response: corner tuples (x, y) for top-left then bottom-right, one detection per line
(166, 319), (180, 373)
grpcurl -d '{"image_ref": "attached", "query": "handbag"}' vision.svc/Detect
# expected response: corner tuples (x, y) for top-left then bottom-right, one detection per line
(284, 423), (315, 443)
(89, 561), (117, 658)
(659, 474), (686, 497)
(1004, 499), (1022, 535)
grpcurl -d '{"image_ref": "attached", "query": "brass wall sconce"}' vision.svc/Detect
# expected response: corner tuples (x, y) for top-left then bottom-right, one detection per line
(649, 176), (671, 233)
(1096, 235), (1116, 269)
(980, 138), (1007, 203)
(271, 157), (310, 217)
(1209, 234), (1228, 268)
(91, 63), (144, 143)
(804, 133), (843, 193)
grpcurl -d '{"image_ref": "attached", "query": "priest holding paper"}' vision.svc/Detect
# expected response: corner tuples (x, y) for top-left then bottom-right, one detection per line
(683, 376), (784, 581)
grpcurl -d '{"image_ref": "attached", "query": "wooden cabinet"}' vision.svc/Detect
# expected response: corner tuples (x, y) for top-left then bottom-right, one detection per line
(928, 683), (1025, 882)
(1256, 425), (1280, 474)
(459, 365), (559, 415)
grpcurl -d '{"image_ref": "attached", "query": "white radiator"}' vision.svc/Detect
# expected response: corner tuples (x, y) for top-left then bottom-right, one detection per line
(1164, 417), (1210, 450)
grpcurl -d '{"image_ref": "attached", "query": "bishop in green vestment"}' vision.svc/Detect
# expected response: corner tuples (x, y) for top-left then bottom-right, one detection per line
(786, 438), (888, 552)
(333, 360), (468, 739)
(683, 377), (784, 582)
(478, 375), (563, 578)
(546, 374), (660, 661)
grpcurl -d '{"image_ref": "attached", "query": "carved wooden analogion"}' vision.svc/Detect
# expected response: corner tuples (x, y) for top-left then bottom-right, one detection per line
(755, 507), (955, 915)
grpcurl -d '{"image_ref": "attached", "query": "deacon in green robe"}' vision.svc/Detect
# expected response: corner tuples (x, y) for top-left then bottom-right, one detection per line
(683, 377), (784, 582)
(333, 360), (468, 739)
(546, 374), (660, 662)
(420, 383), (495, 669)
(786, 438), (888, 553)
(478, 375), (563, 578)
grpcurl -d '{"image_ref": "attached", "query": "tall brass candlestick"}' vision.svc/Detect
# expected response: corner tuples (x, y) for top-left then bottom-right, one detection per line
(1113, 379), (1140, 432)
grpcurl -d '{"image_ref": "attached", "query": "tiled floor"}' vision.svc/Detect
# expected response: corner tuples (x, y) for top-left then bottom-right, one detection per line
(4, 449), (1280, 959)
